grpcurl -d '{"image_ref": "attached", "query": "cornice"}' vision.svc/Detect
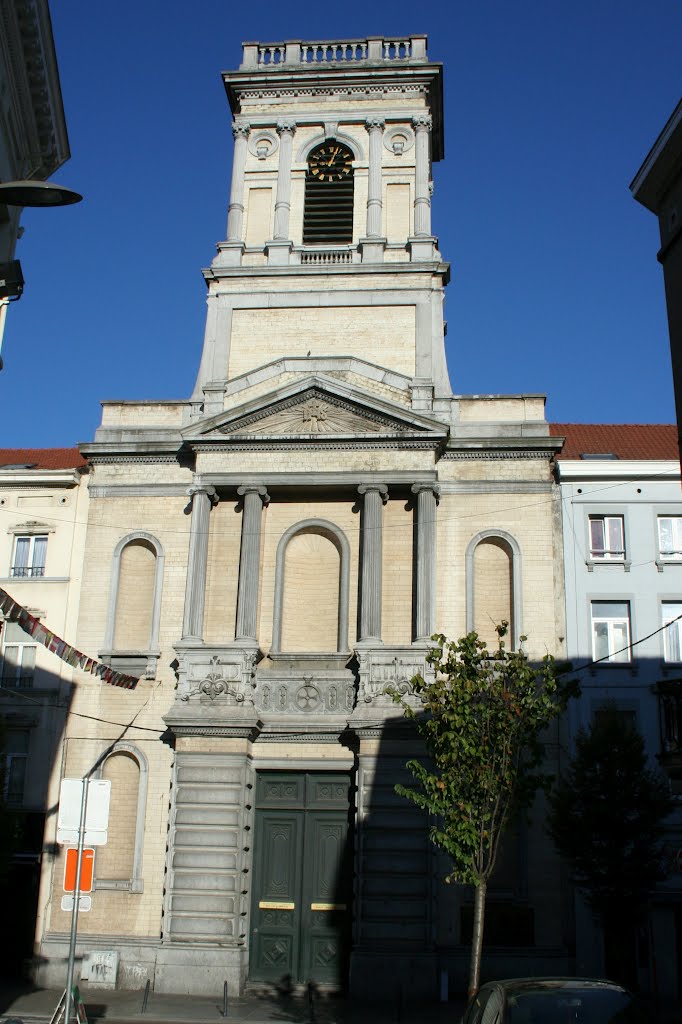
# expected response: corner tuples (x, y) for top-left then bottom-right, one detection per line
(0, 469), (82, 488)
(203, 259), (450, 283)
(192, 438), (442, 452)
(441, 449), (554, 461)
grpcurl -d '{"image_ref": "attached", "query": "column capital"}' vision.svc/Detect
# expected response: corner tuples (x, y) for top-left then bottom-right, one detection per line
(187, 483), (219, 506)
(237, 484), (270, 506)
(412, 114), (433, 132)
(232, 120), (251, 138)
(365, 116), (386, 132)
(276, 119), (296, 135)
(358, 483), (388, 504)
(411, 482), (440, 503)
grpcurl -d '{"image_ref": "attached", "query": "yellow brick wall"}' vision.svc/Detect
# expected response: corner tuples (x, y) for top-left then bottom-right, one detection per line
(280, 528), (341, 651)
(381, 499), (413, 644)
(203, 501), (242, 643)
(228, 306), (416, 380)
(245, 187), (273, 246)
(473, 538), (513, 646)
(113, 540), (156, 649)
(259, 499), (359, 651)
(385, 182), (411, 241)
(96, 753), (138, 879)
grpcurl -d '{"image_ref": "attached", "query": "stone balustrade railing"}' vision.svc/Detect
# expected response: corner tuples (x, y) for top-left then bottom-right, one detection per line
(240, 36), (428, 70)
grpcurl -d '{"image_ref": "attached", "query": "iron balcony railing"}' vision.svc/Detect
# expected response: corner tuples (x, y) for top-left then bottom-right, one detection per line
(10, 565), (45, 578)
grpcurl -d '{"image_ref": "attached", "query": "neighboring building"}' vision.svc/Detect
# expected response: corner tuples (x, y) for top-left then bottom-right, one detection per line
(0, 447), (88, 973)
(34, 37), (569, 996)
(0, 0), (71, 263)
(552, 422), (682, 1000)
(631, 100), (682, 458)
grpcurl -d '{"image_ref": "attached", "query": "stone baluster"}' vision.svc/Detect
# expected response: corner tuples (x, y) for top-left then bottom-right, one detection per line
(182, 484), (219, 641)
(365, 118), (385, 238)
(226, 121), (250, 242)
(411, 483), (440, 640)
(273, 121), (296, 240)
(235, 485), (269, 641)
(358, 484), (388, 642)
(412, 115), (433, 237)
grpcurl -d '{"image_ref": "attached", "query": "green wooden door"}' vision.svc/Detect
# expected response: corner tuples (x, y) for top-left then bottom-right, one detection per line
(250, 772), (352, 986)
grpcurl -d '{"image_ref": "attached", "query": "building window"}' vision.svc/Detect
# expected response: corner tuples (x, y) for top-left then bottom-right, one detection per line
(658, 516), (682, 560)
(11, 535), (47, 577)
(1, 730), (29, 804)
(588, 515), (625, 560)
(1, 620), (37, 687)
(662, 602), (682, 663)
(303, 141), (354, 245)
(591, 601), (631, 664)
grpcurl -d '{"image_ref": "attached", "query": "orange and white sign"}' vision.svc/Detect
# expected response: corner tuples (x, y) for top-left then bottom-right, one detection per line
(63, 848), (95, 893)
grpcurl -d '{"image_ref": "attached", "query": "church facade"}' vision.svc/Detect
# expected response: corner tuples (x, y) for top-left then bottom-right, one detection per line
(35, 37), (569, 996)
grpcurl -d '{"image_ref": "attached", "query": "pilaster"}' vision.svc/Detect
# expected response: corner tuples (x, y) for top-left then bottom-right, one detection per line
(235, 485), (269, 641)
(181, 484), (218, 641)
(409, 115), (437, 261)
(266, 120), (296, 266)
(357, 483), (388, 642)
(357, 117), (387, 264)
(411, 482), (440, 640)
(220, 121), (250, 266)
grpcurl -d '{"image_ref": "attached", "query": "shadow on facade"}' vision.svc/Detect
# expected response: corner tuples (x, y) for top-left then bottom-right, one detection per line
(0, 662), (73, 990)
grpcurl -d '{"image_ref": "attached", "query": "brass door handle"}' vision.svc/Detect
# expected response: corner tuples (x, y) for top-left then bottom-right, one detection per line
(311, 903), (346, 911)
(259, 901), (295, 909)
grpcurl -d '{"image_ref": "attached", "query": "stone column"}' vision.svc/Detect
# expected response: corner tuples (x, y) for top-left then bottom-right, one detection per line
(357, 483), (388, 642)
(226, 121), (250, 242)
(359, 118), (386, 263)
(235, 485), (269, 641)
(411, 483), (440, 640)
(365, 118), (385, 237)
(273, 120), (296, 240)
(412, 115), (433, 237)
(182, 484), (218, 641)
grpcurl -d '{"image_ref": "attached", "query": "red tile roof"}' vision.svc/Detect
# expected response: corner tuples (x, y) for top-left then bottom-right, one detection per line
(550, 424), (679, 461)
(0, 448), (87, 470)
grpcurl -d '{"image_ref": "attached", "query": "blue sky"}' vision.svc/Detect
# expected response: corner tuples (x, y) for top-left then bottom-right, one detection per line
(2, 1), (681, 447)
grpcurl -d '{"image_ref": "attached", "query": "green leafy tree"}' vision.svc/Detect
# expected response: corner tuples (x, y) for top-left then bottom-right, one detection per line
(548, 708), (674, 985)
(390, 624), (576, 997)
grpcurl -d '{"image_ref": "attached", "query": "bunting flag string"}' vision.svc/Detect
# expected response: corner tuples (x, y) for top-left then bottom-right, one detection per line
(0, 586), (139, 690)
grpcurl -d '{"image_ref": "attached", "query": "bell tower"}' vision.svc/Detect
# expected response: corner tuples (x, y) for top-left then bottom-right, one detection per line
(192, 35), (451, 418)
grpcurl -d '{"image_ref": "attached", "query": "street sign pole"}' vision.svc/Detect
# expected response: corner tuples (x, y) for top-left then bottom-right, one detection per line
(64, 778), (89, 1024)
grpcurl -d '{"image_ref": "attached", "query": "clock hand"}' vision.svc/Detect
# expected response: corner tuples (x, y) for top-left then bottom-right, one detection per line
(327, 146), (341, 166)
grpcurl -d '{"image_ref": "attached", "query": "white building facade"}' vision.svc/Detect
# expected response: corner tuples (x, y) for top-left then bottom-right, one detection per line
(553, 422), (682, 1000)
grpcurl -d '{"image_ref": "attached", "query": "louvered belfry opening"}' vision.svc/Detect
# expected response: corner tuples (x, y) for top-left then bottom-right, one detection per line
(303, 142), (354, 244)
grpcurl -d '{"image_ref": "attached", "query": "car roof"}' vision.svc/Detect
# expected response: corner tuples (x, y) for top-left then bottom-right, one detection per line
(482, 978), (628, 994)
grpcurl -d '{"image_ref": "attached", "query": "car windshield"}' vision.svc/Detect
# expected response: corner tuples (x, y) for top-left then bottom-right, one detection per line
(507, 986), (633, 1023)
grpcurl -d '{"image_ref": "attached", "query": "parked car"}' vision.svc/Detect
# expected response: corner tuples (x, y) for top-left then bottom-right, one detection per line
(459, 977), (641, 1023)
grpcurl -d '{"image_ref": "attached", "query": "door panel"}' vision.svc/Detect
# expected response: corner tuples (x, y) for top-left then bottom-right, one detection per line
(251, 772), (352, 986)
(251, 811), (303, 982)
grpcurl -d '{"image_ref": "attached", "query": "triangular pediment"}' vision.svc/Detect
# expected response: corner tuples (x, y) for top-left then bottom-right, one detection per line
(184, 376), (448, 445)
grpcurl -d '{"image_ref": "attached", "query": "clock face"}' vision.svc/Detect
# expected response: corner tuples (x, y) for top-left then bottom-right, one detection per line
(308, 144), (353, 182)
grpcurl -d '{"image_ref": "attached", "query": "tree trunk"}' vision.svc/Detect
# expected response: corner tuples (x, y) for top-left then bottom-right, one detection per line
(468, 879), (487, 999)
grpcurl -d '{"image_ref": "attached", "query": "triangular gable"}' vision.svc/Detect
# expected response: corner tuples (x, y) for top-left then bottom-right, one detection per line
(184, 376), (448, 445)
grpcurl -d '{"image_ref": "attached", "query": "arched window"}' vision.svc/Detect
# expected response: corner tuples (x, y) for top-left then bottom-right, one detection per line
(95, 744), (148, 892)
(303, 141), (354, 244)
(272, 519), (350, 654)
(102, 532), (165, 678)
(465, 530), (523, 649)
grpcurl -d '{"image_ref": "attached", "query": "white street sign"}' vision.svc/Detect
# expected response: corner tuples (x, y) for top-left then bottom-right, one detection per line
(61, 895), (92, 912)
(57, 778), (111, 846)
